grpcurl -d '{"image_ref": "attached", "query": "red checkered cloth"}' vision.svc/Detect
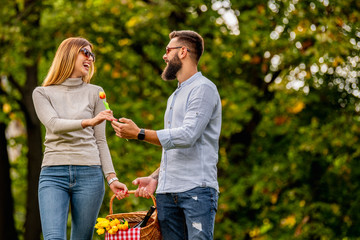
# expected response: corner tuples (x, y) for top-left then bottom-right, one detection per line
(105, 228), (140, 240)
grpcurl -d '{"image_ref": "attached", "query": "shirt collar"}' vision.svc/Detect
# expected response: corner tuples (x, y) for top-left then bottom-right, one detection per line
(61, 77), (84, 86)
(178, 72), (202, 88)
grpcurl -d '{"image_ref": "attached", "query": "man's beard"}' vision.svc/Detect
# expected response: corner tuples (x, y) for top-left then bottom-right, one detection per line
(161, 54), (182, 81)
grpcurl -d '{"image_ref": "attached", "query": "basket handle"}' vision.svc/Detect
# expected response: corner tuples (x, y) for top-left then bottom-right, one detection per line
(109, 190), (157, 215)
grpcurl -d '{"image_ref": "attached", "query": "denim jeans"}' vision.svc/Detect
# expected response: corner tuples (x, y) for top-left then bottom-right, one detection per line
(156, 187), (218, 240)
(38, 165), (105, 240)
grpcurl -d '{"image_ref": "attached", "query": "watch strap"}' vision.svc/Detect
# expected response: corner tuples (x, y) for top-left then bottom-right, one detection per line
(107, 177), (119, 186)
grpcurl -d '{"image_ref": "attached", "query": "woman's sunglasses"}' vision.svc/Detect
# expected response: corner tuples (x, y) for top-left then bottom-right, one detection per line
(80, 48), (95, 62)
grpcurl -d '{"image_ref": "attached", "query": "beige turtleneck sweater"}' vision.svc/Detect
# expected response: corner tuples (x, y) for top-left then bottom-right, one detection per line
(32, 78), (115, 177)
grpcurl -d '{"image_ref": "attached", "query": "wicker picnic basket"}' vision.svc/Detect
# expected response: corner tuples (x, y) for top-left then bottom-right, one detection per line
(106, 190), (161, 240)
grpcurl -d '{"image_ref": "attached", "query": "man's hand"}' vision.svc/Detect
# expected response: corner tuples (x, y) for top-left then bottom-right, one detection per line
(132, 176), (158, 199)
(111, 118), (140, 140)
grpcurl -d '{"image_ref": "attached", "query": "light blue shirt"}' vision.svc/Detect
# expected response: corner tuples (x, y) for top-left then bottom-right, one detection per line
(156, 72), (222, 193)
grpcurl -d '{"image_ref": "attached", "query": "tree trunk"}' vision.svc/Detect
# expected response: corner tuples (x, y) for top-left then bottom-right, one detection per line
(23, 64), (43, 240)
(22, 1), (43, 239)
(0, 121), (18, 240)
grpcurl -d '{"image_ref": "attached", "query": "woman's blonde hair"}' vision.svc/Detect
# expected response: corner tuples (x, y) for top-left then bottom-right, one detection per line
(42, 37), (95, 86)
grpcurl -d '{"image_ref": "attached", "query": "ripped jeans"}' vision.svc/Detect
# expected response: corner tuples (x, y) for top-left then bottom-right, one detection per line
(156, 187), (218, 240)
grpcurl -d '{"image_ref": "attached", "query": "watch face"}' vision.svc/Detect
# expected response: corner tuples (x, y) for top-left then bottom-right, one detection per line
(138, 129), (145, 140)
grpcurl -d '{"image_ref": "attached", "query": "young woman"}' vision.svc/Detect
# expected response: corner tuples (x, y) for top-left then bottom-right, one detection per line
(32, 37), (127, 240)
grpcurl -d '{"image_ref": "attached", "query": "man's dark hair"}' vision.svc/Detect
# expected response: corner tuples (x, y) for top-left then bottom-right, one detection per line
(169, 30), (204, 63)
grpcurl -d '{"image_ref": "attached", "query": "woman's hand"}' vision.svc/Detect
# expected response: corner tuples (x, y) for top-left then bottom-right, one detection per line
(109, 181), (129, 200)
(81, 110), (117, 128)
(107, 173), (128, 200)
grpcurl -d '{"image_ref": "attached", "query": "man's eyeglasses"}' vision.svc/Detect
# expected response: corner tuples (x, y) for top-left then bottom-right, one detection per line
(166, 46), (191, 55)
(80, 48), (95, 62)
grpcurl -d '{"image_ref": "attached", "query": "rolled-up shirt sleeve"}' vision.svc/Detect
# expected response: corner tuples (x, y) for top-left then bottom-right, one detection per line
(32, 87), (83, 134)
(157, 84), (217, 150)
(156, 128), (172, 149)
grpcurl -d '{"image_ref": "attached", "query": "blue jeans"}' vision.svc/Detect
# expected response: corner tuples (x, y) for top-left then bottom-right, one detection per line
(38, 165), (105, 240)
(156, 187), (218, 240)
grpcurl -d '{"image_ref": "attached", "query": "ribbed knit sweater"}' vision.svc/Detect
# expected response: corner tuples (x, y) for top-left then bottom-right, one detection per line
(32, 78), (115, 177)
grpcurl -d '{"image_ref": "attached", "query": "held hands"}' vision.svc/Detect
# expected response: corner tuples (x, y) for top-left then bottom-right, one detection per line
(132, 177), (158, 199)
(111, 118), (140, 140)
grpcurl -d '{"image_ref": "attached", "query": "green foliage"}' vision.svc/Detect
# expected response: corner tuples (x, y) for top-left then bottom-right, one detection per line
(1, 0), (360, 239)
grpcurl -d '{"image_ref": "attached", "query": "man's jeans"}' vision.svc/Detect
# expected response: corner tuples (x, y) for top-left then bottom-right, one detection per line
(156, 187), (218, 240)
(38, 165), (105, 240)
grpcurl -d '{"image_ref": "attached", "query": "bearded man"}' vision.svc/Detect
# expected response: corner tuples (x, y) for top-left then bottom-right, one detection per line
(111, 30), (222, 240)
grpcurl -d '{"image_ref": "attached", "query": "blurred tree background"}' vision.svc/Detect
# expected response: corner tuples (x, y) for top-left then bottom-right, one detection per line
(1, 0), (360, 239)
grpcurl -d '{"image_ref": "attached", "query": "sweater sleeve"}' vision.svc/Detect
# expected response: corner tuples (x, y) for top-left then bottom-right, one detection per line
(93, 89), (116, 177)
(32, 87), (83, 134)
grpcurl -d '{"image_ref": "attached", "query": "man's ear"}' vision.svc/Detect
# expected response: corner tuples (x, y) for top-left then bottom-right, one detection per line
(179, 47), (189, 59)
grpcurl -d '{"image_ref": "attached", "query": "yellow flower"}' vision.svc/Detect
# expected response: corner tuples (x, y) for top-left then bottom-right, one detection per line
(96, 228), (105, 235)
(97, 218), (108, 222)
(96, 218), (110, 229)
(100, 221), (110, 228)
(112, 226), (118, 232)
(110, 218), (120, 227)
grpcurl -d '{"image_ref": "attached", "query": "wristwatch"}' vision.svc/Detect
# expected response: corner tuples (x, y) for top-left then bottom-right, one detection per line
(107, 177), (118, 186)
(137, 128), (145, 140)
